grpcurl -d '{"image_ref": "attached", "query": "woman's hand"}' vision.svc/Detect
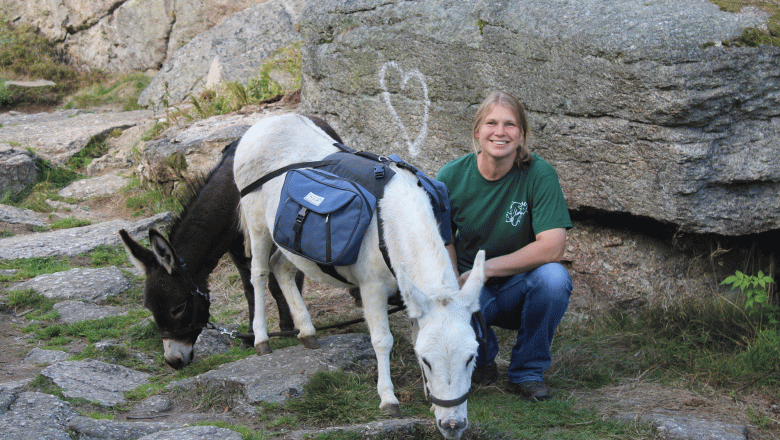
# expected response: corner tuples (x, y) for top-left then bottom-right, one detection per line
(457, 270), (471, 288)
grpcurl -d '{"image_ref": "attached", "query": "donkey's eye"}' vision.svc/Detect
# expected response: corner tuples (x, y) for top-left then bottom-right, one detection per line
(171, 303), (187, 317)
(466, 355), (475, 367)
(422, 358), (432, 370)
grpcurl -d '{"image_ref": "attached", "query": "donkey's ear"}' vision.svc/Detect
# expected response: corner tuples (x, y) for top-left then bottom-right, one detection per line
(148, 228), (180, 275)
(460, 250), (485, 313)
(397, 266), (431, 319)
(119, 229), (156, 273)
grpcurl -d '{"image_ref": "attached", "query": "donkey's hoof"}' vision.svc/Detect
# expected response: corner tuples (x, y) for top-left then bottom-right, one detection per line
(299, 335), (320, 349)
(255, 341), (272, 355)
(381, 403), (401, 417)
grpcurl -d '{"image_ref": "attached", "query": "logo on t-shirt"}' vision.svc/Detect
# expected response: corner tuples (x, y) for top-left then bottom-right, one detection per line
(506, 201), (527, 226)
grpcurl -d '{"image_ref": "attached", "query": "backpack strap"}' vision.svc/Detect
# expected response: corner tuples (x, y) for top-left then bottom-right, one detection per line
(316, 263), (354, 285)
(238, 142), (355, 197)
(239, 159), (338, 197)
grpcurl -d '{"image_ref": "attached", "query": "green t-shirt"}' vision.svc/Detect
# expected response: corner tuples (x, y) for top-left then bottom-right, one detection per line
(436, 153), (572, 273)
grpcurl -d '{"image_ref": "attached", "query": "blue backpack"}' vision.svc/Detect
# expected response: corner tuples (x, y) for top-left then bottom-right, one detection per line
(239, 145), (451, 274)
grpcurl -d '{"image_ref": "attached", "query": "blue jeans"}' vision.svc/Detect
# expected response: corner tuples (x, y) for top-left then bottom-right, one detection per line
(473, 263), (572, 383)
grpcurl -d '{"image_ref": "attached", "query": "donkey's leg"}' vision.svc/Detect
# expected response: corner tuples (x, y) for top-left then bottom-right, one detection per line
(270, 252), (319, 349)
(266, 272), (295, 332)
(247, 227), (275, 355)
(360, 283), (401, 415)
(228, 240), (294, 348)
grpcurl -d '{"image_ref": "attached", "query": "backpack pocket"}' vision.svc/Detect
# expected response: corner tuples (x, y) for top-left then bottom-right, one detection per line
(273, 168), (376, 266)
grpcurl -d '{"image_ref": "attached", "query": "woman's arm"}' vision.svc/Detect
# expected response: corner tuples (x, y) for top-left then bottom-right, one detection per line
(457, 228), (567, 286)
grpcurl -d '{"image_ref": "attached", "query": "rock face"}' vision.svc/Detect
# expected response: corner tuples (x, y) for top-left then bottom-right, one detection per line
(0, 0), (266, 72)
(0, 109), (154, 166)
(297, 0), (780, 236)
(137, 0), (306, 107)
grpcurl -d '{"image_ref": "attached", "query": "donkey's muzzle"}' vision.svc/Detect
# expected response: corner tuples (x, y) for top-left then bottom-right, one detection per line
(438, 417), (467, 439)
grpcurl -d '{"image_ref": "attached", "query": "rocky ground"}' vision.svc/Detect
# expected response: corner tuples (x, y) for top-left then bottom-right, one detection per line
(0, 103), (777, 440)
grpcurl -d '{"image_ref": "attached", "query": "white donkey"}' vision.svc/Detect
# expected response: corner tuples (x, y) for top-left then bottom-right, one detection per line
(233, 113), (485, 439)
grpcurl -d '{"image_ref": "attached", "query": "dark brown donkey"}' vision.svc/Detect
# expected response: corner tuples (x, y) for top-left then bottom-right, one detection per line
(119, 139), (298, 369)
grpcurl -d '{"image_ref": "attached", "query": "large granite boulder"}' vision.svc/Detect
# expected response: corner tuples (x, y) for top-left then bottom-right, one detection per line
(297, 0), (779, 236)
(0, 144), (38, 197)
(137, 0), (306, 107)
(0, 0), (267, 73)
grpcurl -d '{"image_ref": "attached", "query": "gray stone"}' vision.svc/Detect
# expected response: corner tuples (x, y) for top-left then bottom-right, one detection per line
(139, 111), (262, 184)
(0, 391), (79, 440)
(54, 300), (128, 324)
(0, 211), (174, 260)
(67, 415), (173, 440)
(0, 144), (38, 197)
(41, 359), (151, 407)
(0, 203), (47, 228)
(3, 80), (56, 88)
(193, 326), (237, 359)
(137, 425), (243, 440)
(132, 395), (174, 416)
(138, 0), (306, 107)
(0, 379), (30, 414)
(634, 413), (749, 440)
(0, 109), (88, 126)
(298, 0), (779, 235)
(0, 0), (266, 73)
(61, 0), (175, 72)
(57, 173), (130, 199)
(12, 267), (131, 301)
(0, 109), (154, 166)
(45, 199), (102, 221)
(285, 418), (430, 440)
(168, 334), (375, 405)
(22, 347), (70, 366)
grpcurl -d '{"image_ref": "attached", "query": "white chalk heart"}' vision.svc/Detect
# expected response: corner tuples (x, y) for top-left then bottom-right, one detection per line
(379, 61), (429, 157)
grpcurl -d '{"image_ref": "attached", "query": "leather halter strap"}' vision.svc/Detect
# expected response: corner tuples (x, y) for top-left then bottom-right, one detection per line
(158, 258), (211, 339)
(421, 365), (471, 408)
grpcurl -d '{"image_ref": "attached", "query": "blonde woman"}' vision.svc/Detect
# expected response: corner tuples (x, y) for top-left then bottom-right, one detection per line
(437, 91), (572, 401)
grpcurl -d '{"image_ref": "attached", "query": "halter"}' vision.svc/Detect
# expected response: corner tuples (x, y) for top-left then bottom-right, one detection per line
(157, 258), (212, 339)
(421, 366), (471, 408)
(416, 310), (489, 408)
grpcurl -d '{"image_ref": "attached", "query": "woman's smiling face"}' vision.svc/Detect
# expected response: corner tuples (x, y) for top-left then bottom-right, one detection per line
(474, 104), (524, 162)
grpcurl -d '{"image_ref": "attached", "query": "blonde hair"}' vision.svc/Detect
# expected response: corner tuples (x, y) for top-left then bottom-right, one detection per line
(471, 91), (531, 169)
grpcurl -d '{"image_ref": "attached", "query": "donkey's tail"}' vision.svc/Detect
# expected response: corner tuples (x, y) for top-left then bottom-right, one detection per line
(236, 200), (252, 258)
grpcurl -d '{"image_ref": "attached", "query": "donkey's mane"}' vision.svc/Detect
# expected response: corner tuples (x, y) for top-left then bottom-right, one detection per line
(166, 141), (236, 240)
(165, 175), (208, 239)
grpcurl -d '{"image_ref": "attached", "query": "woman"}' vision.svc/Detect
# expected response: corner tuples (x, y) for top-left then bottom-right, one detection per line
(436, 91), (572, 401)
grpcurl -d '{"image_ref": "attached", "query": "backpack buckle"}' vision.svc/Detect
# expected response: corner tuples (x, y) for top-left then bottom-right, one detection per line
(293, 207), (308, 232)
(374, 165), (385, 179)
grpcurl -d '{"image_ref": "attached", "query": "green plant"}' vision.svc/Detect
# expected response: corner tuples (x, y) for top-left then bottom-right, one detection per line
(87, 244), (128, 267)
(48, 217), (92, 230)
(721, 270), (778, 325)
(67, 135), (110, 170)
(286, 370), (383, 425)
(311, 431), (362, 440)
(1, 156), (82, 209)
(710, 1), (780, 47)
(184, 44), (302, 121)
(0, 81), (12, 106)
(65, 72), (151, 111)
(141, 122), (167, 141)
(0, 257), (72, 282)
(122, 176), (185, 216)
(3, 289), (56, 316)
(0, 20), (109, 109)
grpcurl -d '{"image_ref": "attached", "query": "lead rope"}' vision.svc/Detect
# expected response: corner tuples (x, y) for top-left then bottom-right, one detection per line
(231, 305), (407, 340)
